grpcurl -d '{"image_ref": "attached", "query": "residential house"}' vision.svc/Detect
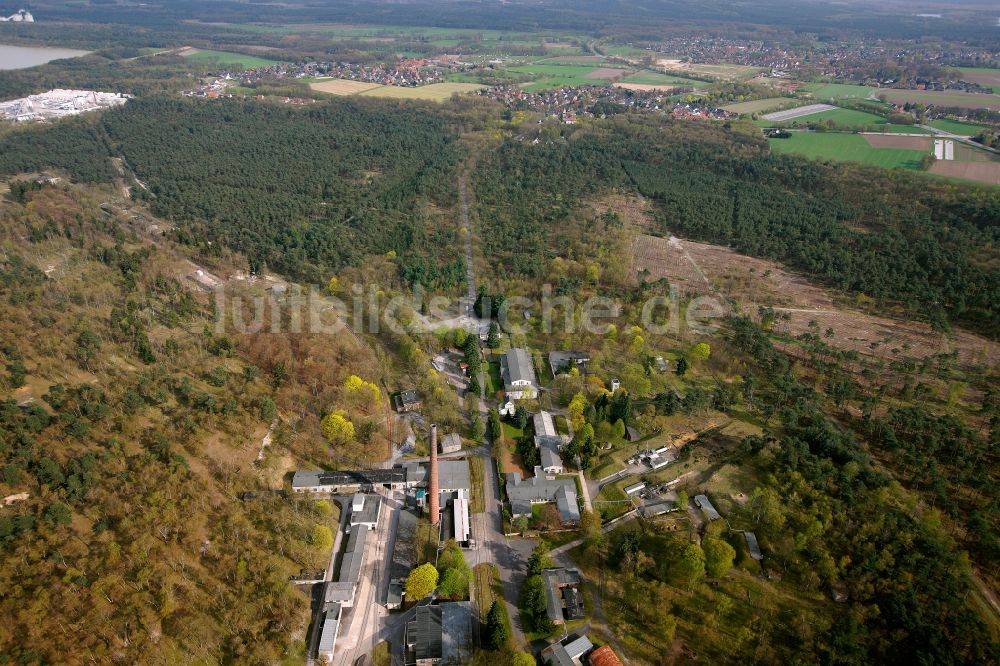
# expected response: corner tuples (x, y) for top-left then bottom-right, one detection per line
(534, 411), (566, 475)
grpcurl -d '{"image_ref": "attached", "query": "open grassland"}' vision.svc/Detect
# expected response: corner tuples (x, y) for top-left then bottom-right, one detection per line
(309, 78), (383, 95)
(928, 118), (990, 135)
(769, 132), (927, 170)
(766, 106), (889, 128)
(880, 89), (1000, 111)
(358, 82), (485, 100)
(957, 67), (1000, 93)
(182, 48), (281, 68)
(802, 82), (874, 99)
(722, 97), (799, 114)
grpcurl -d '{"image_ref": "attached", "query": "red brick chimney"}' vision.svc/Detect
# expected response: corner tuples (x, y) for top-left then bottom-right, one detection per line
(429, 423), (439, 525)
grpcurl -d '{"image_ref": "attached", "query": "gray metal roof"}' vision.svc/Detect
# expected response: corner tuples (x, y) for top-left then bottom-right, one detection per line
(408, 605), (443, 661)
(548, 351), (590, 377)
(745, 532), (763, 560)
(511, 499), (532, 517)
(438, 459), (471, 491)
(555, 485), (580, 523)
(564, 634), (593, 659)
(338, 528), (368, 584)
(441, 602), (473, 664)
(539, 440), (564, 471)
(533, 411), (557, 438)
(694, 494), (722, 520)
(502, 347), (537, 388)
(317, 605), (341, 655)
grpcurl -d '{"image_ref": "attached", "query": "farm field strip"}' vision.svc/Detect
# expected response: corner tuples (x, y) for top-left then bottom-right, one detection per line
(722, 97), (802, 114)
(309, 78), (385, 95)
(879, 89), (1000, 111)
(182, 48), (283, 67)
(768, 132), (928, 170)
(761, 103), (836, 121)
(802, 82), (874, 99)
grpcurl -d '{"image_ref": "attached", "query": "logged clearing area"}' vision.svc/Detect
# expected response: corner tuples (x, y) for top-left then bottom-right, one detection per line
(613, 82), (677, 92)
(310, 80), (484, 100)
(722, 97), (800, 114)
(629, 232), (999, 366)
(584, 67), (630, 79)
(656, 58), (761, 80)
(309, 78), (384, 95)
(930, 160), (1000, 185)
(359, 82), (485, 100)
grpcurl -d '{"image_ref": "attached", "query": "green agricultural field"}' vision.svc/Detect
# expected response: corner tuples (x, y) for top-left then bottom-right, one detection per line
(183, 49), (281, 68)
(601, 45), (649, 57)
(506, 63), (608, 91)
(803, 83), (875, 100)
(358, 82), (485, 101)
(928, 118), (989, 136)
(796, 107), (886, 128)
(769, 132), (928, 170)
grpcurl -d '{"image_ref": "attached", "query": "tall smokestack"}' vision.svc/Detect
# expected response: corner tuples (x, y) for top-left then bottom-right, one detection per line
(429, 424), (440, 525)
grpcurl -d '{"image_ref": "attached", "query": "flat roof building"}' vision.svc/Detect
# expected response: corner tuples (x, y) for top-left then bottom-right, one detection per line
(349, 493), (382, 531)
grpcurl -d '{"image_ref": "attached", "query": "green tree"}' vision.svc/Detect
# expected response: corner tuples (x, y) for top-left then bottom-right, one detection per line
(405, 563), (439, 601)
(690, 342), (711, 362)
(672, 542), (705, 588)
(675, 357), (688, 377)
(487, 321), (501, 348)
(704, 537), (736, 578)
(484, 600), (510, 649)
(526, 540), (554, 576)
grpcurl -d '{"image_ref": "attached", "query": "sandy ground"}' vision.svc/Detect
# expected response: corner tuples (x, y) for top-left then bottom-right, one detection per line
(309, 79), (383, 95)
(930, 160), (1000, 185)
(629, 230), (999, 367)
(613, 82), (677, 92)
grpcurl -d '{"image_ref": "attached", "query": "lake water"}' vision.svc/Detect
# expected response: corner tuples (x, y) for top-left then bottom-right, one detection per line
(0, 44), (91, 70)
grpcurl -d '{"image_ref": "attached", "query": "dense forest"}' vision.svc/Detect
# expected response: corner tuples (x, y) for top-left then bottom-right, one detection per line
(0, 97), (465, 286)
(473, 116), (1000, 336)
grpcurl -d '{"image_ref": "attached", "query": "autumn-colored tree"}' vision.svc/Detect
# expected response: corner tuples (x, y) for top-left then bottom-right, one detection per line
(321, 410), (355, 444)
(405, 563), (439, 601)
